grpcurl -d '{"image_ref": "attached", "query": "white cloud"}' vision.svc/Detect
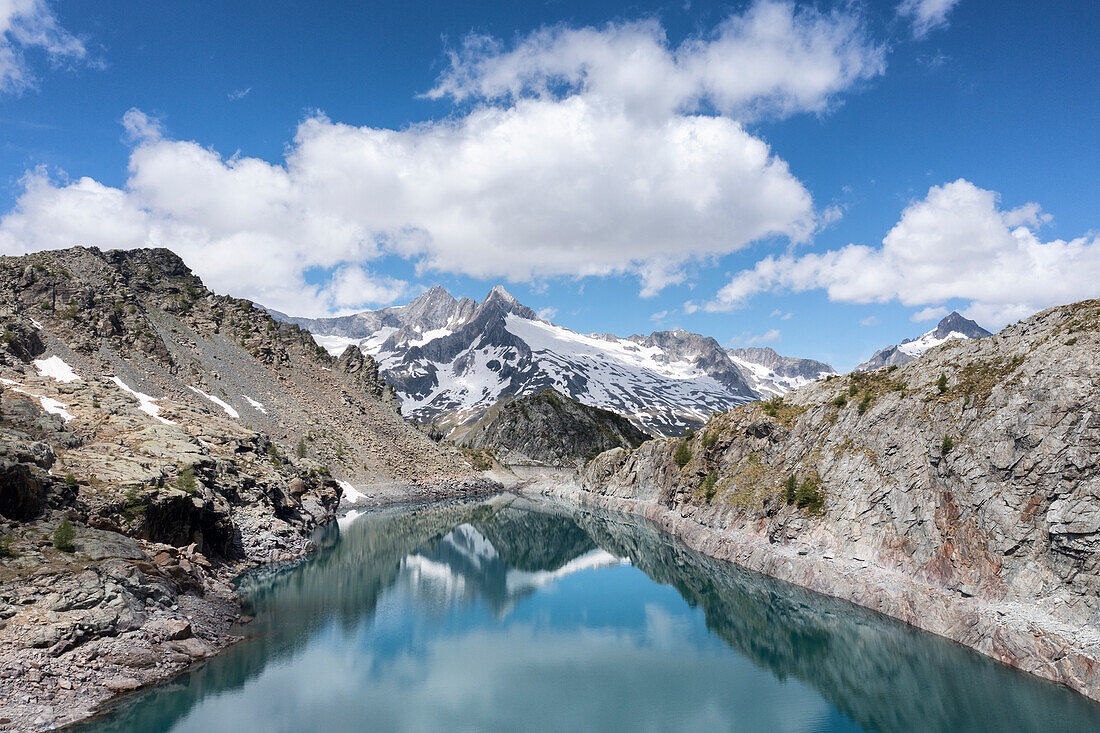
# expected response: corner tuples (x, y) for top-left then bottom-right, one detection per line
(911, 306), (947, 322)
(650, 310), (669, 322)
(858, 315), (879, 326)
(705, 179), (1100, 328)
(429, 1), (884, 121)
(328, 266), (407, 309)
(896, 0), (962, 39)
(0, 2), (885, 313)
(0, 0), (86, 94)
(536, 306), (557, 321)
(747, 328), (781, 344)
(228, 87), (251, 101)
(121, 108), (164, 143)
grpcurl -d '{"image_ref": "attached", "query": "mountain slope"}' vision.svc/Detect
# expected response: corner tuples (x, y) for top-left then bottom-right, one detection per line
(727, 347), (836, 396)
(455, 388), (651, 467)
(0, 246), (495, 728)
(855, 311), (993, 372)
(274, 287), (835, 436)
(564, 298), (1100, 700)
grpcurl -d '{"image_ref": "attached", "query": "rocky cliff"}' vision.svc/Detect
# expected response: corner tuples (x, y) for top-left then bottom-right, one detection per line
(554, 299), (1100, 700)
(455, 388), (650, 467)
(0, 246), (489, 729)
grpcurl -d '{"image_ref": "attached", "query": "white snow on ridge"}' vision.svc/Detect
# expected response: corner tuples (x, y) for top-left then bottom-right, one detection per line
(188, 386), (239, 418)
(406, 327), (453, 348)
(8, 386), (74, 421)
(242, 394), (267, 414)
(312, 333), (361, 357)
(33, 356), (80, 383)
(729, 355), (831, 398)
(111, 377), (175, 425)
(338, 480), (367, 504)
(897, 330), (970, 358)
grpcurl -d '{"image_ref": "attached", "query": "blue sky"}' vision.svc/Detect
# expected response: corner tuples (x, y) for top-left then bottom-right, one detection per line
(0, 1), (1096, 370)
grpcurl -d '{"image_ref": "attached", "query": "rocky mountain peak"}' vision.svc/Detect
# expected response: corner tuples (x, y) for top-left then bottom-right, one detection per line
(477, 285), (538, 320)
(931, 311), (992, 340)
(857, 311), (994, 372)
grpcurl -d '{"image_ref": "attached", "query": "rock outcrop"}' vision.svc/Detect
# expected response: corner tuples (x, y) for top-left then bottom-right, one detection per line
(455, 388), (651, 467)
(0, 246), (492, 730)
(550, 299), (1100, 700)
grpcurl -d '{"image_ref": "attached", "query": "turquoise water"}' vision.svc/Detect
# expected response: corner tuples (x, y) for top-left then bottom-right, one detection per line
(73, 495), (1100, 732)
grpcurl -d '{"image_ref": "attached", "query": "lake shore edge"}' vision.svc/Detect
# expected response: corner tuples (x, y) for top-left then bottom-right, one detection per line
(530, 477), (1100, 704)
(1, 477), (500, 733)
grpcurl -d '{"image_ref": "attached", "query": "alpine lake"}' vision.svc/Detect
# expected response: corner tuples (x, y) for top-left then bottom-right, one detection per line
(70, 494), (1100, 732)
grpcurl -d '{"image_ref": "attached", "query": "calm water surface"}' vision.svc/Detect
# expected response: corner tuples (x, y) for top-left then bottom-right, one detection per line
(73, 494), (1100, 732)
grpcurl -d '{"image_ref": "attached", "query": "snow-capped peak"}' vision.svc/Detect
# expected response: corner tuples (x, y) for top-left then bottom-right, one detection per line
(270, 287), (834, 436)
(855, 311), (993, 372)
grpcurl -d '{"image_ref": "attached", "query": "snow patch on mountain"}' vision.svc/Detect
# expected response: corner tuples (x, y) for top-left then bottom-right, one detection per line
(855, 312), (993, 372)
(272, 287), (834, 436)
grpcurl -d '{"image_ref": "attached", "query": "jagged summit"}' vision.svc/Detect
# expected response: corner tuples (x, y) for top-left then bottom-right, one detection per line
(271, 285), (835, 436)
(855, 311), (994, 373)
(727, 346), (836, 396)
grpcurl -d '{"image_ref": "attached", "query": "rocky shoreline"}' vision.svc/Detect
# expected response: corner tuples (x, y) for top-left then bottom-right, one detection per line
(0, 476), (500, 732)
(534, 477), (1100, 703)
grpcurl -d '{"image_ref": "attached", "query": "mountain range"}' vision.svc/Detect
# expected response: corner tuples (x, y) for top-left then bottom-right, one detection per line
(268, 287), (836, 436)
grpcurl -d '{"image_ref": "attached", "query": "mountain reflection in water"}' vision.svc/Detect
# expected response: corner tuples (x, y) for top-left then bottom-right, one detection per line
(72, 494), (1100, 733)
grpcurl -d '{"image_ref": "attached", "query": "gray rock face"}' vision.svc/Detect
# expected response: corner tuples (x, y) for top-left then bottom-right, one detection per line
(455, 388), (651, 467)
(567, 299), (1100, 700)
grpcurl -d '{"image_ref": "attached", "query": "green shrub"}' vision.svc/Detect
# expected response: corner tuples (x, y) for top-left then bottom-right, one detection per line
(673, 441), (693, 468)
(0, 533), (17, 558)
(848, 383), (859, 396)
(296, 438), (307, 459)
(858, 396), (871, 415)
(268, 444), (283, 467)
(1064, 337), (1077, 346)
(887, 365), (898, 372)
(831, 395), (847, 408)
(784, 474), (798, 505)
(795, 476), (825, 514)
(941, 435), (954, 453)
(937, 373), (948, 394)
(53, 519), (76, 552)
(176, 465), (198, 494)
(701, 430), (719, 449)
(64, 473), (77, 486)
(701, 471), (718, 501)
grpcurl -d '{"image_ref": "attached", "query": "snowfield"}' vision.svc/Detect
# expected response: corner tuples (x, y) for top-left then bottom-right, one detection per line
(33, 356), (80, 383)
(111, 377), (175, 425)
(188, 386), (240, 418)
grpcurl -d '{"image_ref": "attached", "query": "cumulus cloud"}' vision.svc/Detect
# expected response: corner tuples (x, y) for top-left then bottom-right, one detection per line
(0, 0), (86, 94)
(911, 306), (947, 322)
(705, 179), (1100, 327)
(0, 1), (884, 314)
(429, 0), (884, 121)
(536, 306), (558, 321)
(858, 315), (879, 326)
(896, 0), (962, 39)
